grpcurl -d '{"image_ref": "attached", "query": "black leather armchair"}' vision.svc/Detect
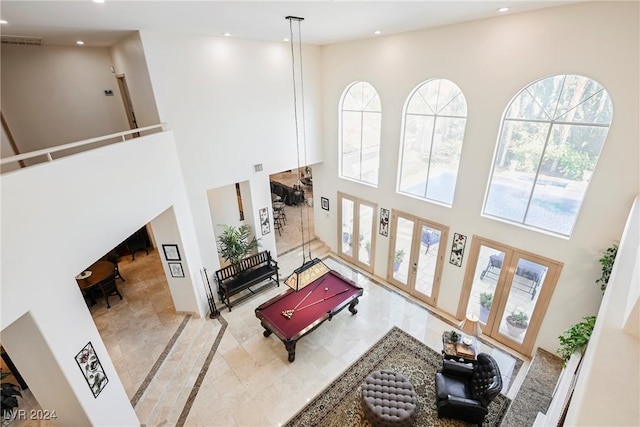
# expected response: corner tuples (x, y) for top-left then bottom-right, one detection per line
(435, 353), (503, 426)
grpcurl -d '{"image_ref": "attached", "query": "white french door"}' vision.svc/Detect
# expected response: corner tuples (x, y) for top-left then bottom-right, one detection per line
(337, 193), (377, 273)
(386, 210), (447, 306)
(457, 236), (563, 356)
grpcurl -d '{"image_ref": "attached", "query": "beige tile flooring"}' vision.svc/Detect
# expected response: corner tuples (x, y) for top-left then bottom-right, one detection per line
(13, 230), (528, 427)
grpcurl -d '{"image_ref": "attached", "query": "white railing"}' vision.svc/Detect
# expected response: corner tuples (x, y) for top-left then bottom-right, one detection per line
(0, 123), (167, 167)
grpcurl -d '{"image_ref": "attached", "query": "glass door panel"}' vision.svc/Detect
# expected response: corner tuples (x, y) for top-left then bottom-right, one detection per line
(340, 198), (354, 257)
(392, 217), (414, 287)
(496, 257), (548, 344)
(338, 193), (377, 274)
(465, 245), (506, 324)
(358, 204), (374, 267)
(414, 224), (442, 301)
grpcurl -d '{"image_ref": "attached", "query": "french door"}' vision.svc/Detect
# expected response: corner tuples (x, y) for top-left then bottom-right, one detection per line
(337, 193), (377, 273)
(386, 210), (447, 306)
(457, 236), (562, 356)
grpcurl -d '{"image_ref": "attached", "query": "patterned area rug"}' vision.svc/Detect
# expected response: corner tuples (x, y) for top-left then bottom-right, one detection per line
(285, 327), (511, 427)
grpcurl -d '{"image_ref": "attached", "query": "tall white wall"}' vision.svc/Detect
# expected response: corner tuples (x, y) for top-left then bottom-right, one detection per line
(0, 44), (130, 153)
(139, 31), (322, 272)
(565, 196), (640, 425)
(315, 1), (640, 355)
(1, 131), (205, 425)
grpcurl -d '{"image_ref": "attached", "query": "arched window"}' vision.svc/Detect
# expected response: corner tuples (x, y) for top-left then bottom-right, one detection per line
(483, 74), (613, 236)
(398, 79), (467, 206)
(340, 81), (381, 186)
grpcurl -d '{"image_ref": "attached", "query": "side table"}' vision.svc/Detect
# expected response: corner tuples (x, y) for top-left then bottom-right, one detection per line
(442, 331), (478, 364)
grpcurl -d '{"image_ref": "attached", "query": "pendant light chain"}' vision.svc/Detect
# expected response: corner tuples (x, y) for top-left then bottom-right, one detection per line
(287, 16), (311, 265)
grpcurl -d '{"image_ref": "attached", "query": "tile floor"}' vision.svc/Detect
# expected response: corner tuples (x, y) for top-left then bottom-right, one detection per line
(11, 223), (529, 427)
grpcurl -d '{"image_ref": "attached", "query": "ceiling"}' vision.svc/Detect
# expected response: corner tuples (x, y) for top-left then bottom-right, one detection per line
(1, 1), (579, 47)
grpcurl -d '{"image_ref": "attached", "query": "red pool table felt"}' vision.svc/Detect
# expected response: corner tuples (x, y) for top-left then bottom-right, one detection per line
(255, 269), (363, 341)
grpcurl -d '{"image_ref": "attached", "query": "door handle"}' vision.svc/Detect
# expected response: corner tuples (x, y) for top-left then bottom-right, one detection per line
(412, 263), (417, 274)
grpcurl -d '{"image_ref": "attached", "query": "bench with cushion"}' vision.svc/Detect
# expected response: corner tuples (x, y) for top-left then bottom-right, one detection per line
(215, 250), (279, 311)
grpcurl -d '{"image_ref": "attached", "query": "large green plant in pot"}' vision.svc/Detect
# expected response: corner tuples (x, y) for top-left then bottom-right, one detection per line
(217, 224), (260, 265)
(557, 316), (596, 366)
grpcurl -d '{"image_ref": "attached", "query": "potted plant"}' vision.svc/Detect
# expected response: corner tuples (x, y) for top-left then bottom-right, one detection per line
(449, 330), (459, 343)
(596, 244), (618, 293)
(393, 249), (406, 272)
(557, 316), (596, 367)
(1, 372), (21, 426)
(216, 224), (260, 266)
(506, 307), (529, 337)
(479, 292), (493, 323)
(365, 240), (371, 262)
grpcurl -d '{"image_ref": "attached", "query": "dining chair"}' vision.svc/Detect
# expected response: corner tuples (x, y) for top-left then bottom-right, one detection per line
(97, 271), (123, 308)
(106, 250), (125, 281)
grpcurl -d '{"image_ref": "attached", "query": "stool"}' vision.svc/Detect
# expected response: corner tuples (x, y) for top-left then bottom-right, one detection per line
(361, 370), (417, 426)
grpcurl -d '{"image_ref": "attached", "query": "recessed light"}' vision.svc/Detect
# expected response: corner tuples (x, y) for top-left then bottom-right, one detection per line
(284, 38), (290, 42)
(0, 20), (7, 25)
(93, 0), (105, 3)
(76, 40), (85, 45)
(497, 7), (509, 13)
(223, 32), (231, 37)
(374, 30), (382, 35)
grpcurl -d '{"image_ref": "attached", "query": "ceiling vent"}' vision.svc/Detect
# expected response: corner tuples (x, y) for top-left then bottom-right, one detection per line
(1, 35), (43, 46)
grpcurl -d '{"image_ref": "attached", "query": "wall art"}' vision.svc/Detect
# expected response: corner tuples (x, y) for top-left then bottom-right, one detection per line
(162, 244), (181, 261)
(259, 206), (270, 235)
(379, 208), (389, 237)
(75, 341), (108, 398)
(169, 262), (185, 278)
(449, 232), (468, 267)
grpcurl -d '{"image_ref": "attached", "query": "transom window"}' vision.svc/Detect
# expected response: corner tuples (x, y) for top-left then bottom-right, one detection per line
(340, 81), (381, 186)
(483, 74), (613, 236)
(398, 79), (467, 206)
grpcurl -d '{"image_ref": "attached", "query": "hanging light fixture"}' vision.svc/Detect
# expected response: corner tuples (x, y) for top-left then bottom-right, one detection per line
(283, 16), (330, 292)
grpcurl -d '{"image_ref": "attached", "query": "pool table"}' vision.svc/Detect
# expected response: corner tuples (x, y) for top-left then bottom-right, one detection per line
(255, 269), (363, 362)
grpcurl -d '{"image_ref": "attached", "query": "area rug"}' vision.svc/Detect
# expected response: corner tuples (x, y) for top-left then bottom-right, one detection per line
(284, 327), (511, 427)
(501, 348), (563, 426)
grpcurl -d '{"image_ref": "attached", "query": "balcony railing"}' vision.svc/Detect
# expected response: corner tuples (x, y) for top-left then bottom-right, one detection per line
(1, 124), (167, 172)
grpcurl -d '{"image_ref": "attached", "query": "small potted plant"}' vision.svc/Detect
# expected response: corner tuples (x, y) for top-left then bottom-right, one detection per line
(449, 330), (459, 343)
(506, 307), (529, 337)
(1, 371), (21, 425)
(393, 249), (406, 272)
(479, 292), (493, 323)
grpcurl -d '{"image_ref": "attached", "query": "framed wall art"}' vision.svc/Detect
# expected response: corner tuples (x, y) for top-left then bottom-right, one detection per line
(169, 262), (185, 278)
(379, 208), (389, 237)
(321, 197), (329, 211)
(162, 244), (181, 261)
(449, 233), (468, 267)
(259, 206), (270, 235)
(75, 341), (108, 398)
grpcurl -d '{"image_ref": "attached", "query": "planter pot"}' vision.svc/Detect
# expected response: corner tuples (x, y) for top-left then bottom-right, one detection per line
(393, 261), (401, 272)
(506, 321), (527, 337)
(479, 306), (490, 323)
(342, 232), (349, 243)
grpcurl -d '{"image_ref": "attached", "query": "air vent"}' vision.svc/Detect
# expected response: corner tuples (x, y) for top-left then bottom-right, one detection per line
(1, 35), (43, 46)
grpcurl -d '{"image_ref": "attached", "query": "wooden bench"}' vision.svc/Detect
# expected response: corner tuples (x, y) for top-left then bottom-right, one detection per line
(215, 250), (279, 311)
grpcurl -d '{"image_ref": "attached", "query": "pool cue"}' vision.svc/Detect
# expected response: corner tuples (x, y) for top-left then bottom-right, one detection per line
(282, 276), (327, 319)
(295, 289), (349, 312)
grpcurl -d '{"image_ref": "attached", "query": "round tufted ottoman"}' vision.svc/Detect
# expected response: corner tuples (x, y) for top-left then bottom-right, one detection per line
(361, 370), (418, 426)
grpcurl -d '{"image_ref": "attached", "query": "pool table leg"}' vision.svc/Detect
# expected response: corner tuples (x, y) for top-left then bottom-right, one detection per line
(348, 298), (360, 314)
(285, 340), (296, 362)
(261, 322), (273, 337)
